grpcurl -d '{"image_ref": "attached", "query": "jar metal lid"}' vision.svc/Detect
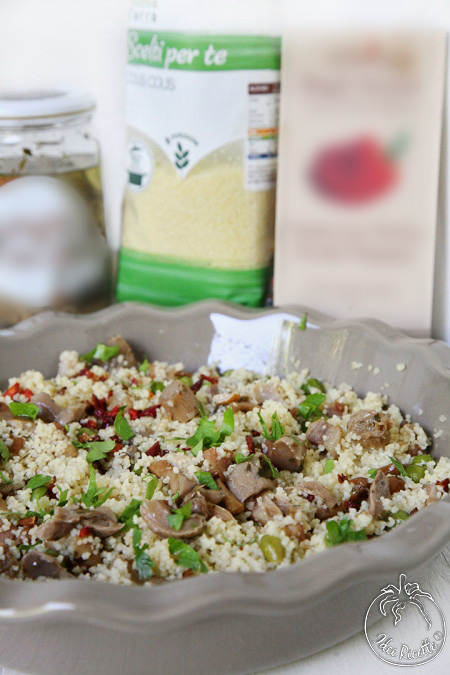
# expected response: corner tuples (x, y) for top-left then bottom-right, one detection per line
(0, 88), (96, 126)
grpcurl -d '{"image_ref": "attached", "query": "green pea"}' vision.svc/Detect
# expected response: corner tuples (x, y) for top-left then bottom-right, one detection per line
(151, 381), (165, 394)
(390, 510), (409, 522)
(405, 464), (425, 483)
(258, 535), (285, 564)
(411, 454), (434, 466)
(178, 376), (193, 388)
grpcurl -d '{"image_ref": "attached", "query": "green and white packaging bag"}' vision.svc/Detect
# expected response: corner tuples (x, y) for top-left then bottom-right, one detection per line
(118, 0), (281, 306)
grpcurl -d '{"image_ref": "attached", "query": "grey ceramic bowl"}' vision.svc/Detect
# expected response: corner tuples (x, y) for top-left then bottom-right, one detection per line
(0, 301), (449, 675)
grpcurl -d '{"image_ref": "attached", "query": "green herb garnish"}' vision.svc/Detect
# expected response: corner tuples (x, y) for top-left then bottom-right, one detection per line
(324, 517), (367, 548)
(150, 381), (165, 394)
(139, 358), (149, 373)
(57, 486), (68, 507)
(83, 440), (116, 462)
(145, 476), (158, 500)
(114, 409), (134, 441)
(301, 378), (326, 395)
(0, 471), (12, 485)
(132, 526), (154, 580)
(262, 455), (281, 478)
(119, 499), (142, 531)
(167, 502), (192, 531)
(298, 393), (327, 430)
(25, 474), (52, 501)
(388, 456), (407, 477)
(323, 459), (334, 474)
(235, 452), (255, 464)
(77, 466), (113, 508)
(186, 407), (234, 456)
(257, 411), (284, 441)
(367, 468), (378, 479)
(0, 438), (10, 462)
(194, 471), (218, 490)
(298, 314), (307, 330)
(168, 538), (207, 573)
(18, 541), (41, 551)
(80, 343), (119, 364)
(8, 402), (39, 420)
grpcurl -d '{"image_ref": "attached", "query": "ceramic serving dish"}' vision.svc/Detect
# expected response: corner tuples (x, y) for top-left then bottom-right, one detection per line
(0, 301), (449, 675)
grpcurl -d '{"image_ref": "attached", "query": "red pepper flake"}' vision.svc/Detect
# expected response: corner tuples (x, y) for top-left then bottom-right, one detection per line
(131, 377), (138, 385)
(251, 430), (260, 437)
(436, 478), (450, 492)
(109, 405), (120, 418)
(245, 435), (255, 454)
(191, 374), (219, 393)
(111, 443), (123, 454)
(85, 419), (98, 430)
(4, 382), (21, 398)
(79, 525), (92, 538)
(129, 409), (139, 421)
(304, 494), (315, 502)
(146, 441), (162, 457)
(410, 507), (418, 515)
(337, 474), (347, 483)
(18, 516), (37, 527)
(47, 476), (57, 500)
(22, 388), (34, 401)
(140, 405), (160, 418)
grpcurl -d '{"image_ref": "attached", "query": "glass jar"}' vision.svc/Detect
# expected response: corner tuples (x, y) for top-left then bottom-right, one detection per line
(0, 89), (111, 327)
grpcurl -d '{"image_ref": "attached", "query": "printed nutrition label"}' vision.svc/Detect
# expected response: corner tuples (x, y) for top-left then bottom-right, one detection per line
(245, 81), (280, 191)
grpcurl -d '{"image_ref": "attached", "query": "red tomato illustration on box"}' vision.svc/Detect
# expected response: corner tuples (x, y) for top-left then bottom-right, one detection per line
(310, 135), (406, 204)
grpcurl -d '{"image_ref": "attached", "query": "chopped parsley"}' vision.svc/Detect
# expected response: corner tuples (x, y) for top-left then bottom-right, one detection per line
(167, 502), (192, 531)
(76, 465), (113, 508)
(132, 526), (154, 580)
(139, 358), (149, 373)
(298, 314), (307, 330)
(323, 459), (334, 474)
(8, 402), (39, 420)
(0, 438), (10, 461)
(257, 411), (284, 441)
(262, 455), (281, 478)
(114, 409), (134, 441)
(235, 453), (255, 464)
(389, 456), (407, 477)
(18, 541), (41, 551)
(194, 471), (217, 490)
(78, 440), (116, 462)
(80, 343), (119, 364)
(324, 518), (367, 547)
(367, 468), (378, 479)
(0, 471), (12, 485)
(186, 407), (234, 456)
(298, 393), (326, 430)
(150, 381), (165, 394)
(301, 378), (326, 395)
(25, 474), (52, 501)
(57, 486), (69, 507)
(119, 499), (142, 531)
(168, 538), (207, 573)
(145, 476), (158, 500)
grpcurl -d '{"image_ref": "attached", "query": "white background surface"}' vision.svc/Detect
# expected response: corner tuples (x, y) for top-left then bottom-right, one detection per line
(0, 1), (449, 673)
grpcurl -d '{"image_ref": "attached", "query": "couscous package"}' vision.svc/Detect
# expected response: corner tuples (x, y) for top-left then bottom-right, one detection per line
(117, 0), (280, 307)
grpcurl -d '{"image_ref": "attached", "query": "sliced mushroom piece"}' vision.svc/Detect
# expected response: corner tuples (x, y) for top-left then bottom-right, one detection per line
(424, 484), (440, 505)
(149, 460), (196, 499)
(212, 392), (241, 406)
(21, 551), (71, 579)
(251, 492), (284, 526)
(368, 469), (391, 517)
(159, 381), (200, 423)
(230, 400), (259, 413)
(81, 507), (123, 537)
(306, 419), (342, 458)
(30, 392), (62, 423)
(284, 522), (307, 542)
(0, 402), (14, 420)
(347, 410), (391, 449)
(208, 504), (234, 522)
(203, 447), (232, 480)
(211, 479), (245, 515)
(253, 382), (283, 403)
(197, 486), (224, 505)
(388, 475), (405, 495)
(226, 457), (274, 503)
(182, 491), (209, 518)
(264, 435), (306, 472)
(141, 499), (205, 539)
(107, 335), (138, 369)
(57, 404), (86, 426)
(297, 481), (340, 513)
(35, 506), (82, 541)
